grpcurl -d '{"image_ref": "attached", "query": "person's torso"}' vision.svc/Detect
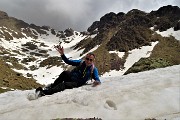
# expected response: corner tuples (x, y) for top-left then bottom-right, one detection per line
(70, 62), (92, 84)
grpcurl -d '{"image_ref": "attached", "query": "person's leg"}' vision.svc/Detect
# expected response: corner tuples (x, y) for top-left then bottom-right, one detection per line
(43, 82), (78, 95)
(51, 71), (71, 88)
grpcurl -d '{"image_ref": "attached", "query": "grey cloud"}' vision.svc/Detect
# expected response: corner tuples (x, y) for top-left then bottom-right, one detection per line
(0, 0), (179, 31)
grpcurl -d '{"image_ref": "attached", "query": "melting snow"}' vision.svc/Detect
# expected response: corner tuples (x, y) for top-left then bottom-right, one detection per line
(0, 65), (179, 119)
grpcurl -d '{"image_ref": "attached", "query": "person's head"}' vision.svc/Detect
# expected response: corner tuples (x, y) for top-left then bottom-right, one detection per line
(84, 52), (95, 66)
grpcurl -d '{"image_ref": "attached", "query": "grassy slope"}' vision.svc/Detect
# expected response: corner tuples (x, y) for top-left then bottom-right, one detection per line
(0, 58), (42, 93)
(92, 28), (120, 74)
(150, 36), (180, 65)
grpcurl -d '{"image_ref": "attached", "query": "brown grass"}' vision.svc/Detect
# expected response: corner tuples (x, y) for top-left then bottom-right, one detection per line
(0, 58), (42, 93)
(150, 35), (180, 65)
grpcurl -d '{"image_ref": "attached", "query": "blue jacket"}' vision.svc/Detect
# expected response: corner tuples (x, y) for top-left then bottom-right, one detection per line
(61, 54), (101, 85)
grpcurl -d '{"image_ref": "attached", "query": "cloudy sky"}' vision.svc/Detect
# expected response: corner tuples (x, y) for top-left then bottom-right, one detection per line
(0, 0), (179, 31)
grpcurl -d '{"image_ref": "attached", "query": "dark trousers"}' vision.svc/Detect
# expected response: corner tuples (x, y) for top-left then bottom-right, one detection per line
(43, 71), (78, 95)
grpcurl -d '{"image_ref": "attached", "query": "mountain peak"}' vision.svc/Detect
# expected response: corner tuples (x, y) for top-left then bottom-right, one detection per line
(0, 10), (8, 19)
(150, 5), (180, 16)
(64, 28), (74, 37)
(126, 9), (146, 15)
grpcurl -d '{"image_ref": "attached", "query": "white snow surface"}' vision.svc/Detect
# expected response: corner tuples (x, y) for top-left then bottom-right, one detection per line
(0, 65), (179, 119)
(156, 27), (180, 40)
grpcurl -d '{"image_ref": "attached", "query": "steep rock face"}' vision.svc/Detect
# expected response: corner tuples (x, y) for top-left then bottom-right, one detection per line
(174, 21), (180, 31)
(124, 9), (151, 27)
(98, 12), (124, 31)
(64, 28), (74, 37)
(88, 12), (125, 33)
(85, 9), (151, 54)
(149, 5), (180, 31)
(150, 5), (180, 17)
(106, 26), (154, 52)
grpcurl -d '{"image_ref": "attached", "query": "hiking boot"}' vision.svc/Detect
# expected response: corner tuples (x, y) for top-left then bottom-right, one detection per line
(35, 87), (43, 93)
(35, 87), (45, 97)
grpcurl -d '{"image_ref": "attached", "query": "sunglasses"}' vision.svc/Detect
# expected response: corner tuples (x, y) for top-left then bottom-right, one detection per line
(85, 57), (93, 62)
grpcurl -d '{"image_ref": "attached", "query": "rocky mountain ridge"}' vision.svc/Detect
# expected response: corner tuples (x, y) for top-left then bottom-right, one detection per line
(83, 5), (180, 52)
(75, 5), (180, 73)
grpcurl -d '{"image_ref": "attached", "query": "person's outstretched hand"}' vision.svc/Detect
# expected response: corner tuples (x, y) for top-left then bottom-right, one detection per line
(54, 44), (64, 55)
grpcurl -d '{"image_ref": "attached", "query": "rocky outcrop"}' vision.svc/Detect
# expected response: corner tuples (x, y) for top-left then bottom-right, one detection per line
(83, 5), (180, 53)
(106, 26), (154, 52)
(64, 28), (74, 37)
(0, 11), (8, 19)
(149, 5), (180, 31)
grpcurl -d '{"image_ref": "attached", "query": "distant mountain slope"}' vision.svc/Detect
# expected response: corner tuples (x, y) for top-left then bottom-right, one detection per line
(0, 5), (180, 91)
(86, 5), (180, 52)
(76, 5), (180, 74)
(0, 10), (88, 91)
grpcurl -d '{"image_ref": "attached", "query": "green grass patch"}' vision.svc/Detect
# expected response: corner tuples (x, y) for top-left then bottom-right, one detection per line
(124, 35), (180, 74)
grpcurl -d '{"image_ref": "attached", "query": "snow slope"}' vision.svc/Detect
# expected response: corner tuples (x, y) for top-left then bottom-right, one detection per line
(0, 65), (179, 119)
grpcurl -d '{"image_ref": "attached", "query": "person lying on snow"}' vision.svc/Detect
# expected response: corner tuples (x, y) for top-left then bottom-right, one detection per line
(35, 45), (101, 97)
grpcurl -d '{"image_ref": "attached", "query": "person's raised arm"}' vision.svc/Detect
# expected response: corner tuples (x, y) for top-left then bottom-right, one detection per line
(54, 44), (81, 66)
(54, 45), (64, 55)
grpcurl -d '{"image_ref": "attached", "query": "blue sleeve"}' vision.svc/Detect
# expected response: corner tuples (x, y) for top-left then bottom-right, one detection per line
(93, 67), (101, 83)
(61, 54), (81, 66)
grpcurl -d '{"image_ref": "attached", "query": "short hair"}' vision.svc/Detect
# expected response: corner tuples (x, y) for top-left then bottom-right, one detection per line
(87, 52), (95, 58)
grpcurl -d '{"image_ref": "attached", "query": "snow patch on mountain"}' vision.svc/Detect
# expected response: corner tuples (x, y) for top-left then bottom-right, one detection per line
(156, 27), (180, 40)
(103, 41), (158, 77)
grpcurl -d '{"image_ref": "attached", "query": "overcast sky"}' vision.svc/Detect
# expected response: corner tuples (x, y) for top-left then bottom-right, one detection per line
(0, 0), (179, 31)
